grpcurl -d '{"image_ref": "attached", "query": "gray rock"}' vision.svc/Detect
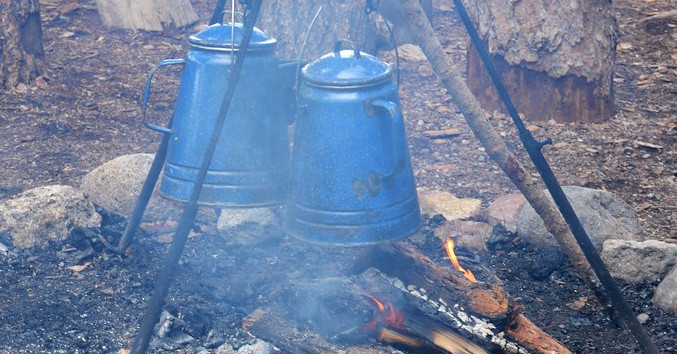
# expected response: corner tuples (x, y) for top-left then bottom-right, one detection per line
(0, 185), (101, 249)
(601, 239), (677, 284)
(80, 153), (180, 221)
(516, 186), (641, 255)
(653, 265), (677, 315)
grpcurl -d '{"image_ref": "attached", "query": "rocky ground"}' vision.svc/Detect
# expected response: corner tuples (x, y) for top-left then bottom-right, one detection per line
(0, 0), (675, 353)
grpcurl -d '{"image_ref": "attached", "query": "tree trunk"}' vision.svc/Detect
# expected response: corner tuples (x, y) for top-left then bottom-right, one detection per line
(257, 0), (432, 61)
(94, 0), (197, 31)
(0, 0), (44, 90)
(463, 0), (616, 123)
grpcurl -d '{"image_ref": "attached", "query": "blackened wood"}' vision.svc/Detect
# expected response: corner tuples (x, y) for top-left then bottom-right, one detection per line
(467, 46), (613, 123)
(0, 0), (44, 90)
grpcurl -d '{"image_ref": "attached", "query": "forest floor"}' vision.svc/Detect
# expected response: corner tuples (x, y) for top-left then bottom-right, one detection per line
(0, 0), (674, 353)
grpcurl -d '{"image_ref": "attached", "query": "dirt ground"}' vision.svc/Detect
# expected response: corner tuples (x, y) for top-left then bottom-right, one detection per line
(0, 0), (675, 353)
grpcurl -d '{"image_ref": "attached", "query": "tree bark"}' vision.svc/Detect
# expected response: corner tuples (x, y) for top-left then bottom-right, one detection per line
(386, 0), (593, 282)
(257, 0), (432, 61)
(257, 0), (382, 61)
(94, 0), (197, 31)
(462, 0), (616, 123)
(0, 0), (44, 90)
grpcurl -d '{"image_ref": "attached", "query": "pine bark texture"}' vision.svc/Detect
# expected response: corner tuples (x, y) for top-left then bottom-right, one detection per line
(257, 0), (431, 61)
(257, 0), (382, 61)
(388, 0), (593, 282)
(0, 0), (44, 90)
(94, 0), (197, 31)
(463, 0), (617, 122)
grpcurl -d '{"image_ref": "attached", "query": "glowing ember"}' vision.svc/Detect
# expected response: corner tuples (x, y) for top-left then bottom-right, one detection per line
(445, 237), (477, 283)
(363, 295), (405, 331)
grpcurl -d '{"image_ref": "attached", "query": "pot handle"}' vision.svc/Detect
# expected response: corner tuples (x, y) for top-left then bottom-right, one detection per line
(334, 39), (361, 59)
(141, 59), (186, 134)
(370, 99), (406, 179)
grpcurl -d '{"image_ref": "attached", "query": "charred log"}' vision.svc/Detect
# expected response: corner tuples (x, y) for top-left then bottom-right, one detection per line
(369, 242), (571, 354)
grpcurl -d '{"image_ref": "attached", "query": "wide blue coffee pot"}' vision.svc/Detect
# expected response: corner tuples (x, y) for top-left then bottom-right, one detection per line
(285, 40), (422, 245)
(142, 22), (295, 207)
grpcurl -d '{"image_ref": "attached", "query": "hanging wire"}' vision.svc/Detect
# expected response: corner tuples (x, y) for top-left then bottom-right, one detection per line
(364, 0), (401, 93)
(294, 5), (324, 118)
(230, 0), (236, 65)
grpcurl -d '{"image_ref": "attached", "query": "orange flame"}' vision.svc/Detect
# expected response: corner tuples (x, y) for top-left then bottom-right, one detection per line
(363, 295), (405, 331)
(445, 237), (477, 283)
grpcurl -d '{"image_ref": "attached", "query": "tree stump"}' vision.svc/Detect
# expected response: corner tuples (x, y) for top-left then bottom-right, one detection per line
(0, 0), (44, 90)
(462, 0), (616, 123)
(94, 0), (197, 31)
(257, 0), (432, 61)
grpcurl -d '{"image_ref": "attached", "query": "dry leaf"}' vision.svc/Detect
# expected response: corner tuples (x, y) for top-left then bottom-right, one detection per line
(616, 42), (633, 51)
(61, 31), (76, 38)
(67, 262), (92, 273)
(35, 76), (48, 90)
(634, 140), (663, 150)
(156, 230), (200, 243)
(57, 2), (79, 14)
(567, 297), (588, 310)
(423, 128), (461, 139)
(526, 125), (539, 132)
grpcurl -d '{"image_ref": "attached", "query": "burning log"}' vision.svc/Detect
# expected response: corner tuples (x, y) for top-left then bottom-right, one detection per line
(369, 241), (571, 354)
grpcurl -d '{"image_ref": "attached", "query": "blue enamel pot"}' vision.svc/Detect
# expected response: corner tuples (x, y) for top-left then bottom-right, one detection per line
(142, 23), (296, 207)
(285, 40), (422, 245)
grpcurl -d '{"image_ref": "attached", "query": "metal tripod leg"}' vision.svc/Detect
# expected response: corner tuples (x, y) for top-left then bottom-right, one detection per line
(116, 127), (172, 253)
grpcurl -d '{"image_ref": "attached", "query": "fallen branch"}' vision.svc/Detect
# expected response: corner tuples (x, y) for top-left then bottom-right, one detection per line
(638, 9), (677, 23)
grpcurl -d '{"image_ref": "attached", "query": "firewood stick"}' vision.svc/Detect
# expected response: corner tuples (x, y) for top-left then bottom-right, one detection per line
(388, 0), (592, 285)
(506, 314), (571, 354)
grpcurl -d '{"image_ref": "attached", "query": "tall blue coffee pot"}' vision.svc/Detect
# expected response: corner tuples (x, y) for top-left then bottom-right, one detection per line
(285, 41), (422, 246)
(142, 23), (295, 207)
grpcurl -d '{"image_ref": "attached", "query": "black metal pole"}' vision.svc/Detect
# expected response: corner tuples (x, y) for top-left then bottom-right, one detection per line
(450, 1), (658, 353)
(129, 1), (263, 353)
(209, 0), (228, 25)
(117, 118), (173, 253)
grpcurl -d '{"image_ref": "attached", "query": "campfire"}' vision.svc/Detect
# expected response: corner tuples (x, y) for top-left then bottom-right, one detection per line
(445, 237), (477, 283)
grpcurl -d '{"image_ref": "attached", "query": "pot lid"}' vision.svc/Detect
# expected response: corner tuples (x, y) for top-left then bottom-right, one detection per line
(188, 23), (276, 51)
(302, 41), (392, 87)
